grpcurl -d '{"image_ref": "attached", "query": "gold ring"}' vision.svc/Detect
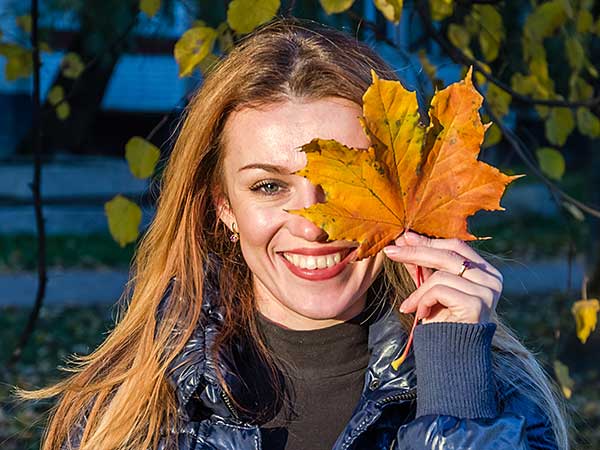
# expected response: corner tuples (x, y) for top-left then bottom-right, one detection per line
(458, 259), (474, 277)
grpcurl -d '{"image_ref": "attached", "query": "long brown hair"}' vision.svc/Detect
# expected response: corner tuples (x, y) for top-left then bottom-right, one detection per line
(19, 18), (569, 450)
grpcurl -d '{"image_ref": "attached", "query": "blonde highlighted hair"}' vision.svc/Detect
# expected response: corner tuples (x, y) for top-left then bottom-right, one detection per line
(18, 18), (569, 450)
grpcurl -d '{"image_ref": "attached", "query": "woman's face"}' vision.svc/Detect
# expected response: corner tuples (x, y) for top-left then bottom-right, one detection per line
(219, 97), (385, 330)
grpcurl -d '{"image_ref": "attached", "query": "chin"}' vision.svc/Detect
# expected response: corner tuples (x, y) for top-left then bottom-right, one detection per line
(286, 293), (361, 320)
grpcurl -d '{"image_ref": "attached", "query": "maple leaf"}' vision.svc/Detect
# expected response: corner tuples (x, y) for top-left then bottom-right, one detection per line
(291, 69), (523, 260)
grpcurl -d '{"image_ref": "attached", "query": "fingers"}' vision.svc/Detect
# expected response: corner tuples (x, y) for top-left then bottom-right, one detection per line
(386, 233), (502, 289)
(400, 270), (498, 314)
(407, 284), (492, 324)
(384, 231), (503, 324)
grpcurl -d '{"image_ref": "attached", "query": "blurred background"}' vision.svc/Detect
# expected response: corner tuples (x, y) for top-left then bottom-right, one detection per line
(0, 0), (599, 448)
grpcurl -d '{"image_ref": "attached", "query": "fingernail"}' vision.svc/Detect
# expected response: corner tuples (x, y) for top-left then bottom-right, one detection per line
(404, 231), (419, 244)
(383, 246), (401, 256)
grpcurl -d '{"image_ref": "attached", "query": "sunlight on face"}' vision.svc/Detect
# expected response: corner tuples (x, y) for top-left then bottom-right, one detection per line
(219, 98), (385, 330)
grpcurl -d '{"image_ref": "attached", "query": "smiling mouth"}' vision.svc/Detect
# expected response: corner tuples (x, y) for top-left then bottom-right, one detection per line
(282, 250), (348, 270)
(278, 247), (356, 281)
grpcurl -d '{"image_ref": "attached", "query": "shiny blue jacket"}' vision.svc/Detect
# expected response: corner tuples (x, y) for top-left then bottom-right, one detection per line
(159, 277), (558, 450)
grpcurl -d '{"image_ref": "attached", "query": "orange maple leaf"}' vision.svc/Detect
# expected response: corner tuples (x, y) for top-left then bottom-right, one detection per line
(290, 68), (523, 260)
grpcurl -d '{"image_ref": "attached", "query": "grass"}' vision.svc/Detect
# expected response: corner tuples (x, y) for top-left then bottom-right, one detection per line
(0, 233), (136, 272)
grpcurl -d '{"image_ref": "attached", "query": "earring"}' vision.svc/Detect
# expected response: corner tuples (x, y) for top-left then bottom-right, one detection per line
(229, 222), (239, 243)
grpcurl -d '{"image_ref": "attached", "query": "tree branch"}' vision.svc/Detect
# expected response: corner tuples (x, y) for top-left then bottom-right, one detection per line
(284, 0), (296, 17)
(43, 15), (139, 117)
(485, 107), (600, 219)
(414, 0), (600, 109)
(9, 0), (46, 367)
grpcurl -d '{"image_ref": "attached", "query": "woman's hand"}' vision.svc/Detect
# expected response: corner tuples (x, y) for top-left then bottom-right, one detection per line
(383, 231), (503, 324)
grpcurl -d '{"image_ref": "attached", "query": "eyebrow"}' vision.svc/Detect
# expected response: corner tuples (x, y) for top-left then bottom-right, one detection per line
(238, 163), (293, 174)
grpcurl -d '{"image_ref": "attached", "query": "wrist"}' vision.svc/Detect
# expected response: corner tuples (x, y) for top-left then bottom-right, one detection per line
(413, 321), (498, 419)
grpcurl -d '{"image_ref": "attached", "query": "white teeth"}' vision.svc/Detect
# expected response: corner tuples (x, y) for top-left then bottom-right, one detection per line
(283, 251), (346, 270)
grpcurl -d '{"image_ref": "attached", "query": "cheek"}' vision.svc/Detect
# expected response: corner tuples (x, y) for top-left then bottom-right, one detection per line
(236, 203), (284, 248)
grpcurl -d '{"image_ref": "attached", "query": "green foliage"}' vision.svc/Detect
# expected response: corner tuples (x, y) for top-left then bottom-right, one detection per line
(47, 86), (70, 120)
(545, 107), (575, 146)
(227, 0), (280, 34)
(373, 0), (403, 24)
(174, 26), (218, 77)
(471, 5), (504, 62)
(577, 107), (600, 138)
(0, 43), (33, 80)
(486, 84), (511, 118)
(319, 0), (355, 14)
(125, 137), (161, 179)
(61, 52), (85, 79)
(554, 360), (574, 398)
(429, 0), (453, 21)
(104, 195), (142, 247)
(536, 147), (565, 181)
(16, 15), (32, 34)
(139, 0), (161, 18)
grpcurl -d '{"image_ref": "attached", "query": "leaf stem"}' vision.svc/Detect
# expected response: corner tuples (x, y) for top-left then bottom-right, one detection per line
(391, 265), (424, 370)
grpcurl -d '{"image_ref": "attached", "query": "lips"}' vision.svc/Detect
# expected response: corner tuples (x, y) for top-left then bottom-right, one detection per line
(278, 246), (356, 281)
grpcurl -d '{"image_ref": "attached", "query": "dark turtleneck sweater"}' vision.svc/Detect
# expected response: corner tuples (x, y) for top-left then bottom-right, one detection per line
(256, 311), (371, 450)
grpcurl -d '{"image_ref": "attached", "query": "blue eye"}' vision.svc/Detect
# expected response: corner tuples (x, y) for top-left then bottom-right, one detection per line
(250, 180), (285, 196)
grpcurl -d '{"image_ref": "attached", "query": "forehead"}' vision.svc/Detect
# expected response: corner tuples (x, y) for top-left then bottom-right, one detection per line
(222, 98), (370, 172)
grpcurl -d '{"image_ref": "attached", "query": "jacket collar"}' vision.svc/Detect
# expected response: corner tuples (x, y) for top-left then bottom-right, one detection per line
(165, 274), (417, 423)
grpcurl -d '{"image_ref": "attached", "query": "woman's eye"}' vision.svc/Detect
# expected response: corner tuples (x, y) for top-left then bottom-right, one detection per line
(250, 181), (286, 196)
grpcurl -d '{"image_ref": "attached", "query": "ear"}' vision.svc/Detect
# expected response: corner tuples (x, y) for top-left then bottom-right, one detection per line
(213, 187), (236, 232)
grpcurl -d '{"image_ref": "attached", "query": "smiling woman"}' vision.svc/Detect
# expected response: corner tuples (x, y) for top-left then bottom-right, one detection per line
(20, 17), (569, 450)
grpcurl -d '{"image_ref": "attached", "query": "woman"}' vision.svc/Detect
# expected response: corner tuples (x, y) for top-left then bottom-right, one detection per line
(26, 18), (568, 450)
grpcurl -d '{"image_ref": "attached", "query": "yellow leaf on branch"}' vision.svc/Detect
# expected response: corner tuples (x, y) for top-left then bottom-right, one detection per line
(48, 85), (71, 120)
(373, 0), (403, 24)
(61, 52), (85, 79)
(569, 75), (593, 101)
(545, 107), (575, 146)
(430, 0), (453, 21)
(536, 147), (565, 181)
(105, 195), (142, 247)
(140, 0), (161, 17)
(524, 0), (567, 41)
(320, 0), (355, 14)
(16, 15), (32, 33)
(571, 298), (599, 344)
(576, 107), (600, 138)
(227, 0), (280, 34)
(125, 137), (161, 179)
(0, 43), (32, 80)
(486, 83), (511, 118)
(576, 9), (593, 33)
(447, 23), (470, 50)
(473, 5), (504, 62)
(48, 85), (65, 105)
(553, 360), (574, 399)
(174, 26), (218, 77)
(56, 102), (70, 120)
(291, 69), (521, 259)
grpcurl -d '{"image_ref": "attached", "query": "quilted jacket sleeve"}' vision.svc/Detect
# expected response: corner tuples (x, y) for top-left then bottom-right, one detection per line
(394, 322), (558, 450)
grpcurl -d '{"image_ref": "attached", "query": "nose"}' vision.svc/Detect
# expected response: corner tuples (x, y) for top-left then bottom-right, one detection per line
(286, 180), (328, 242)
